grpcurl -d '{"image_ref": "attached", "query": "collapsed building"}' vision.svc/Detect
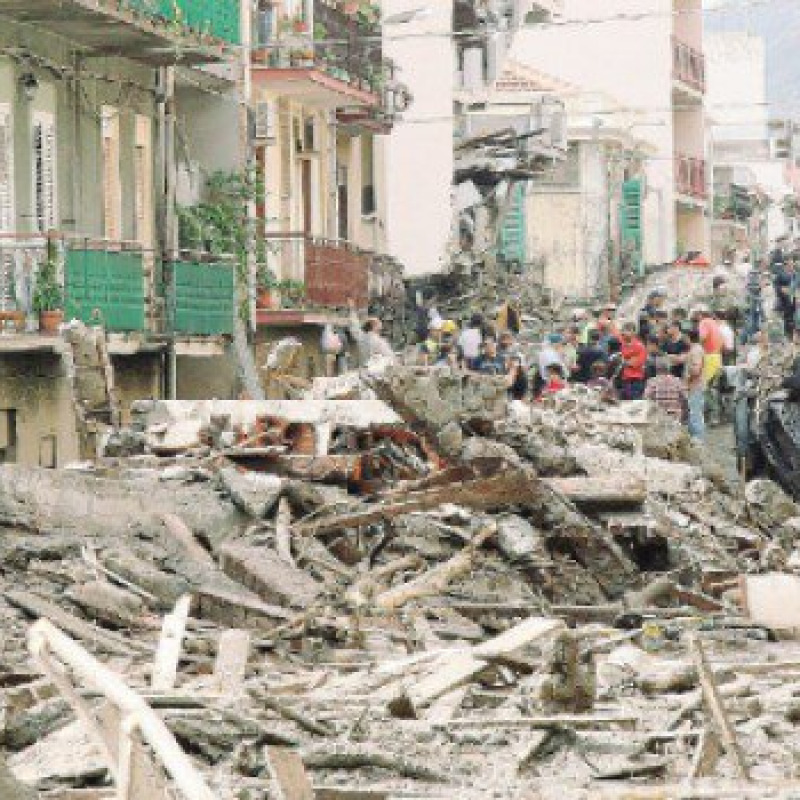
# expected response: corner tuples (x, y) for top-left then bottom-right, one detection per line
(2, 351), (800, 798)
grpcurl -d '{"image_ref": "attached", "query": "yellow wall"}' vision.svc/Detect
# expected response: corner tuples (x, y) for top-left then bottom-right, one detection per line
(0, 352), (80, 467)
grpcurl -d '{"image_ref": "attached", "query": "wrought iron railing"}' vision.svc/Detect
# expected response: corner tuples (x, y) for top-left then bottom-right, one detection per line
(252, 0), (390, 97)
(260, 233), (370, 309)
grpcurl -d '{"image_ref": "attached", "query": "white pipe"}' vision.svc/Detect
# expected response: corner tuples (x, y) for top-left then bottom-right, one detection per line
(28, 619), (216, 800)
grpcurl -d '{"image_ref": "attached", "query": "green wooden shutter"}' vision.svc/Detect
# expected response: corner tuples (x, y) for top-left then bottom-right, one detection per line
(65, 249), (146, 332)
(498, 183), (527, 265)
(620, 178), (644, 277)
(172, 261), (235, 336)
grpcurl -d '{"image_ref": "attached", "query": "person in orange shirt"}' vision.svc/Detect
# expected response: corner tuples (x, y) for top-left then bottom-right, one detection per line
(698, 307), (723, 425)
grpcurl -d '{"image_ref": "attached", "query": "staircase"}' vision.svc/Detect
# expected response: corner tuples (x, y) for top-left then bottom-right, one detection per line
(61, 323), (120, 458)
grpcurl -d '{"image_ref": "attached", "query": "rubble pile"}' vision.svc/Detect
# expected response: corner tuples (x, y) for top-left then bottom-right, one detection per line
(4, 367), (800, 798)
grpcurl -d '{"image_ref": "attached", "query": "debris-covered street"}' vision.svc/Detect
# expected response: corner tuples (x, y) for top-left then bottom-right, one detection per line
(6, 329), (800, 798)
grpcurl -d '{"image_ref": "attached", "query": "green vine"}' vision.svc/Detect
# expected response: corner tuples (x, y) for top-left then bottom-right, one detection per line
(177, 170), (263, 323)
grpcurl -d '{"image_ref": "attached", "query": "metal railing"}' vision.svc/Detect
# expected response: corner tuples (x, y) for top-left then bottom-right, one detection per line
(252, 0), (390, 98)
(260, 233), (370, 309)
(675, 155), (707, 200)
(673, 37), (705, 94)
(0, 233), (53, 319)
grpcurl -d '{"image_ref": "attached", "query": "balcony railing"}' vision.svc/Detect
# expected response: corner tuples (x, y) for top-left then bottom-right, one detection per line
(261, 233), (370, 310)
(673, 37), (705, 94)
(675, 156), (707, 200)
(0, 234), (151, 333)
(253, 0), (390, 98)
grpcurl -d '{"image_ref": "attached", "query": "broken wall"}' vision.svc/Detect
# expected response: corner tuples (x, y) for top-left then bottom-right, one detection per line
(111, 353), (162, 425)
(176, 355), (238, 401)
(0, 353), (80, 468)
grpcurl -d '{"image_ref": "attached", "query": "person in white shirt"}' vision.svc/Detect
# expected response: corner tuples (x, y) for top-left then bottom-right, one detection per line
(348, 301), (396, 367)
(459, 313), (484, 369)
(718, 313), (736, 365)
(538, 333), (566, 380)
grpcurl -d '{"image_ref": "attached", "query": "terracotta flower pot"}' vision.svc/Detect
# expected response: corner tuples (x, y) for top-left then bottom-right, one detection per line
(256, 288), (279, 310)
(0, 309), (25, 333)
(39, 309), (64, 334)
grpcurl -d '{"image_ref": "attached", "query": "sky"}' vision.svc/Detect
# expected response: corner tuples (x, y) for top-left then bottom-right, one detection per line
(704, 0), (800, 115)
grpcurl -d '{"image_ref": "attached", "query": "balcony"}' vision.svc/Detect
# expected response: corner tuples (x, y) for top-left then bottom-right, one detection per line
(672, 37), (705, 98)
(0, 0), (239, 64)
(0, 234), (151, 334)
(675, 155), (707, 203)
(252, 0), (392, 113)
(256, 234), (370, 325)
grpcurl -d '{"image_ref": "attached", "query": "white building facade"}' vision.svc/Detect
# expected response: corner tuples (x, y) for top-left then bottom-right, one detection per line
(512, 0), (709, 267)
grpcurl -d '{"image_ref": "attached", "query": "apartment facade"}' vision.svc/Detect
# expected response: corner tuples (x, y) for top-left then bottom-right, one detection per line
(249, 0), (406, 381)
(0, 0), (244, 464)
(514, 0), (709, 267)
(381, 0), (565, 279)
(707, 32), (796, 263)
(526, 92), (652, 299)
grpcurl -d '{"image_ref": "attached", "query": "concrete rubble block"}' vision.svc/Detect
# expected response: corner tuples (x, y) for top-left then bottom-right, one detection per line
(496, 514), (546, 562)
(218, 468), (284, 519)
(742, 572), (800, 630)
(65, 580), (145, 628)
(102, 548), (190, 608)
(461, 436), (521, 467)
(375, 367), (508, 431)
(745, 479), (800, 528)
(219, 542), (322, 609)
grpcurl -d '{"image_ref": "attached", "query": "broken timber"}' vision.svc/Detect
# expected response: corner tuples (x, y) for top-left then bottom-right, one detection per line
(294, 469), (542, 537)
(388, 616), (563, 719)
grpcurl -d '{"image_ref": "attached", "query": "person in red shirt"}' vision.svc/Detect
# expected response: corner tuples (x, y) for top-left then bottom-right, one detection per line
(542, 363), (567, 396)
(619, 322), (647, 400)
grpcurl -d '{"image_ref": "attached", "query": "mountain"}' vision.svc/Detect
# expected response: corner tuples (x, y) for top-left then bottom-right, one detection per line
(705, 0), (800, 114)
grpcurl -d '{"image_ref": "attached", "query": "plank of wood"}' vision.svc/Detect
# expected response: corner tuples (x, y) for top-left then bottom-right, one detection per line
(151, 595), (191, 692)
(375, 524), (496, 611)
(213, 629), (250, 696)
(388, 616), (563, 719)
(544, 475), (647, 509)
(689, 727), (723, 780)
(687, 634), (750, 781)
(293, 469), (543, 537)
(266, 746), (315, 800)
(442, 714), (638, 730)
(276, 497), (294, 566)
(4, 590), (136, 656)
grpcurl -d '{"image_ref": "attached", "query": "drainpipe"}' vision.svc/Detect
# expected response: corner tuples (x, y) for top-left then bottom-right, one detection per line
(240, 0), (256, 332)
(328, 111), (339, 240)
(157, 66), (178, 400)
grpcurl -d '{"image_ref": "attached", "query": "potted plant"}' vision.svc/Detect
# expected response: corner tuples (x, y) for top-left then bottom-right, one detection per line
(278, 279), (306, 308)
(32, 256), (64, 333)
(256, 267), (280, 309)
(292, 15), (309, 33)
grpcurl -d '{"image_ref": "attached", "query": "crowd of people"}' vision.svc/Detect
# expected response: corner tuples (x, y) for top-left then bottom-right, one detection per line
(406, 270), (770, 442)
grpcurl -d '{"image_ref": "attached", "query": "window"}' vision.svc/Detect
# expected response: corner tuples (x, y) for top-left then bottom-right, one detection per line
(32, 112), (57, 233)
(0, 105), (15, 232)
(134, 115), (153, 247)
(101, 107), (122, 241)
(0, 409), (17, 463)
(361, 136), (376, 216)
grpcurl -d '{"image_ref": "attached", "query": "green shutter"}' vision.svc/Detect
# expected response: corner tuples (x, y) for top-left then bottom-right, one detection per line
(620, 178), (644, 277)
(498, 183), (527, 265)
(65, 249), (146, 332)
(121, 0), (240, 45)
(171, 261), (235, 336)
